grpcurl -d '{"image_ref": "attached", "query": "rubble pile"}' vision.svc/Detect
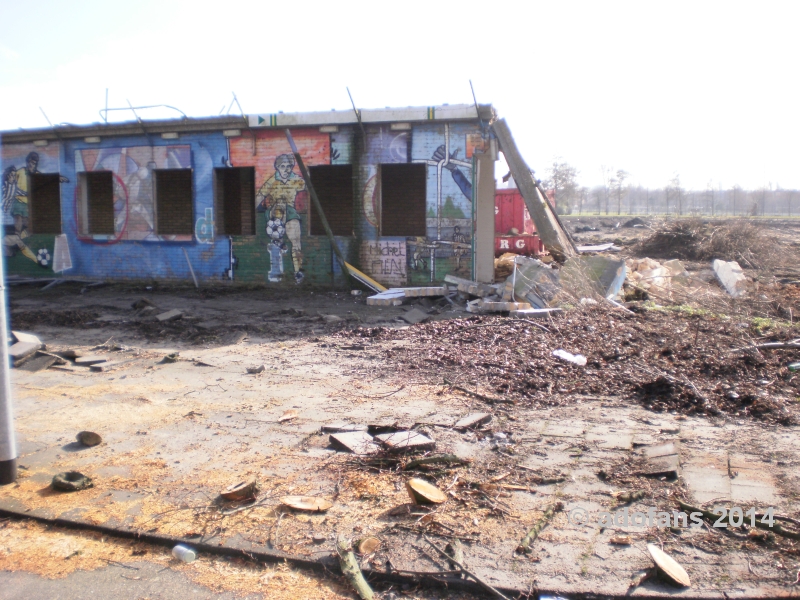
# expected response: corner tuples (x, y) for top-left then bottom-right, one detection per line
(342, 307), (800, 425)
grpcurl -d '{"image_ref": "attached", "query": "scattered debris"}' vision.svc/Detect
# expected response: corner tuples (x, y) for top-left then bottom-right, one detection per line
(329, 431), (379, 455)
(552, 349), (587, 366)
(171, 544), (197, 563)
(404, 454), (470, 471)
(517, 502), (563, 554)
(74, 355), (108, 366)
(278, 409), (299, 423)
(51, 471), (93, 492)
(155, 309), (183, 322)
(280, 496), (333, 512)
(400, 307), (431, 325)
(647, 543), (691, 588)
(11, 331), (41, 345)
(76, 431), (102, 447)
(246, 365), (265, 374)
(159, 353), (180, 364)
(713, 259), (748, 298)
(336, 535), (374, 600)
(454, 413), (492, 430)
(406, 478), (447, 504)
(321, 423), (369, 433)
(356, 536), (381, 555)
(16, 354), (58, 372)
(220, 480), (259, 501)
(9, 341), (42, 364)
(638, 442), (680, 478)
(609, 536), (632, 545)
(131, 298), (157, 310)
(375, 431), (435, 453)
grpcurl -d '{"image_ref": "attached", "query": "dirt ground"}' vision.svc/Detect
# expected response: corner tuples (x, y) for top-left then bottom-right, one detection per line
(2, 218), (800, 599)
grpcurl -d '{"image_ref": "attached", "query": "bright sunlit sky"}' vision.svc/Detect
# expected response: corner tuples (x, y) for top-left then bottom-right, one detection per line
(1, 0), (797, 191)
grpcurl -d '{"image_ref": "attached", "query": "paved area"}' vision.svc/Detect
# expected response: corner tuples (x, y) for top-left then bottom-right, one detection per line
(1, 286), (799, 598)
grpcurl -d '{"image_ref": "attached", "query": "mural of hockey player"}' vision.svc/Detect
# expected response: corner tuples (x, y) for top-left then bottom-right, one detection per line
(256, 153), (306, 284)
(2, 153), (68, 266)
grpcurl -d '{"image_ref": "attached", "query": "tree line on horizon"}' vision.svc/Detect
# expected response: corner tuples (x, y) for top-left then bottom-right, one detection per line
(537, 161), (799, 217)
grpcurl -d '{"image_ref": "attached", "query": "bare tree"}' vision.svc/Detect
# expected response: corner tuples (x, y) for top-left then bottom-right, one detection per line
(608, 169), (629, 215)
(544, 159), (578, 215)
(666, 174), (685, 215)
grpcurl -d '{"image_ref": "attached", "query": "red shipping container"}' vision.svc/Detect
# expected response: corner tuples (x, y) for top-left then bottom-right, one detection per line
(495, 188), (534, 236)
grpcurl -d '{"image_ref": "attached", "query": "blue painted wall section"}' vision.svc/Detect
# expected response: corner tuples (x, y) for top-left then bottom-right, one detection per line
(1, 119), (489, 287)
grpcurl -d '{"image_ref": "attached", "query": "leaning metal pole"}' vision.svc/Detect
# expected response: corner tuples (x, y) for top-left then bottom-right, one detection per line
(0, 252), (17, 484)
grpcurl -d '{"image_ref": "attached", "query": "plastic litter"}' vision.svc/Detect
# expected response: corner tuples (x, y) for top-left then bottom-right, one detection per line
(552, 349), (587, 366)
(172, 544), (197, 563)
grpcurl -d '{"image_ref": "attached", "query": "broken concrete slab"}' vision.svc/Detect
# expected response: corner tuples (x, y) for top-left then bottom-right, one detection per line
(510, 308), (562, 318)
(560, 255), (627, 300)
(16, 354), (58, 372)
(55, 349), (84, 359)
(9, 341), (42, 363)
(454, 413), (492, 430)
(321, 423), (369, 433)
(400, 308), (430, 325)
(638, 441), (681, 477)
(713, 259), (747, 298)
(511, 257), (562, 308)
(74, 355), (108, 366)
(375, 431), (435, 453)
(11, 331), (41, 345)
(444, 275), (496, 298)
(366, 290), (405, 306)
(466, 299), (532, 314)
(329, 431), (379, 455)
(155, 309), (183, 322)
(401, 287), (447, 298)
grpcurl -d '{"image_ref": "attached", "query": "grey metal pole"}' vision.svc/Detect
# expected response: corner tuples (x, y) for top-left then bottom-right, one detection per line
(0, 252), (17, 484)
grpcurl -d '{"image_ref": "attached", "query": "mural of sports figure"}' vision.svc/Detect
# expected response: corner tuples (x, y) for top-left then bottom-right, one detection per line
(2, 153), (67, 265)
(431, 145), (472, 199)
(256, 153), (306, 284)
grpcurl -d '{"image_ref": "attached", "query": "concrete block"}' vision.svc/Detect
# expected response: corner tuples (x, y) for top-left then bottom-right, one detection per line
(329, 431), (379, 455)
(155, 309), (183, 322)
(16, 355), (57, 372)
(401, 287), (447, 298)
(400, 308), (430, 325)
(11, 331), (41, 345)
(713, 259), (747, 298)
(454, 413), (492, 429)
(375, 431), (435, 453)
(9, 341), (41, 362)
(367, 291), (405, 306)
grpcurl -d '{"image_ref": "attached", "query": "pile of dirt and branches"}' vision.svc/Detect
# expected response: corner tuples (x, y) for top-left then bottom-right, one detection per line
(10, 309), (100, 329)
(339, 307), (799, 425)
(633, 219), (789, 269)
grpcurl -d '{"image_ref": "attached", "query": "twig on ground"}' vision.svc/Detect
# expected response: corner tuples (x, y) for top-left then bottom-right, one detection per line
(423, 535), (511, 600)
(516, 502), (563, 554)
(336, 535), (374, 600)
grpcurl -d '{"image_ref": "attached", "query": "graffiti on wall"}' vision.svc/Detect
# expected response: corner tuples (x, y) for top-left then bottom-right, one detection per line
(1, 147), (65, 270)
(360, 240), (406, 288)
(74, 145), (192, 243)
(195, 207), (214, 244)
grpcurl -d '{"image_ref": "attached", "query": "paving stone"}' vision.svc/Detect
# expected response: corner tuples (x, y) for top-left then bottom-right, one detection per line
(155, 309), (183, 322)
(541, 423), (586, 438)
(454, 413), (492, 429)
(11, 331), (41, 345)
(683, 452), (731, 504)
(400, 308), (430, 325)
(375, 431), (435, 453)
(9, 341), (41, 362)
(74, 355), (108, 366)
(328, 431), (379, 455)
(16, 354), (57, 372)
(585, 428), (633, 450)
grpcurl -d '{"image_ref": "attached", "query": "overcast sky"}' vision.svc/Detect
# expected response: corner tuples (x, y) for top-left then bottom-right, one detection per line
(1, 0), (797, 191)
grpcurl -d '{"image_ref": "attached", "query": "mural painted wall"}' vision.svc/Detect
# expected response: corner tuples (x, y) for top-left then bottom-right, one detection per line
(1, 118), (489, 288)
(1, 144), (64, 275)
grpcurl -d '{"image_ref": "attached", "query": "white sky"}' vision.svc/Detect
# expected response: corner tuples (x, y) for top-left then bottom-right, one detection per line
(1, 0), (797, 191)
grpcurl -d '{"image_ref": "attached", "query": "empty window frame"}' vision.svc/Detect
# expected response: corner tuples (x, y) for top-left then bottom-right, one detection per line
(309, 165), (353, 236)
(78, 171), (115, 235)
(214, 167), (255, 236)
(155, 169), (193, 235)
(380, 163), (426, 236)
(29, 173), (62, 234)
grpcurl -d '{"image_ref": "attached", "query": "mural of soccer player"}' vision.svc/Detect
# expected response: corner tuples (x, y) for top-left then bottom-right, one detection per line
(2, 165), (38, 263)
(431, 144), (472, 200)
(256, 153), (306, 284)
